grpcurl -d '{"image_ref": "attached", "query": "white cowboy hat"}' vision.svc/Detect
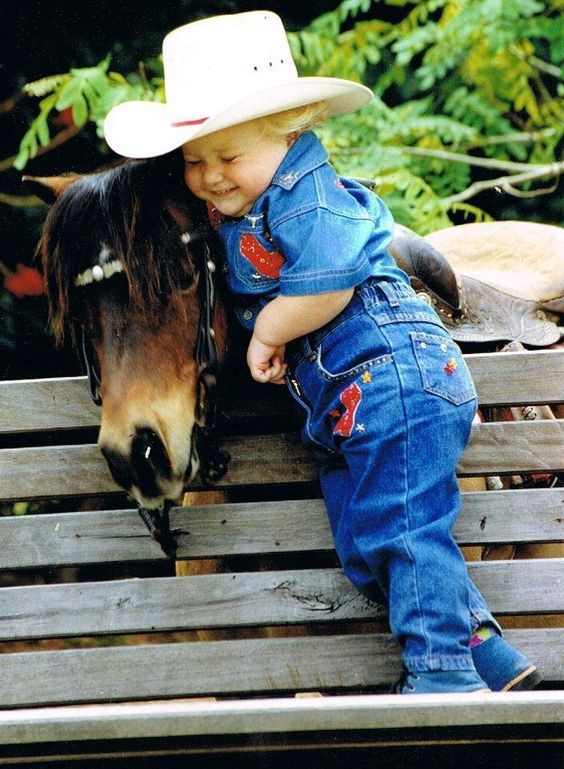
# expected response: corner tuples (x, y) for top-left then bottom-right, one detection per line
(104, 11), (373, 158)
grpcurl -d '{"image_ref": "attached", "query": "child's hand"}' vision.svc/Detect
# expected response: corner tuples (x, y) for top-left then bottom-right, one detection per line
(247, 334), (287, 384)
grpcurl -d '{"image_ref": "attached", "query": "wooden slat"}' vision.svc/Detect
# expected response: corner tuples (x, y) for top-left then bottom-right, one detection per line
(1, 421), (563, 502)
(0, 691), (561, 754)
(0, 349), (561, 436)
(466, 349), (564, 406)
(0, 628), (560, 708)
(0, 569), (379, 640)
(1, 488), (561, 570)
(0, 378), (99, 433)
(0, 434), (318, 502)
(0, 560), (561, 642)
(0, 444), (120, 501)
(458, 419), (564, 476)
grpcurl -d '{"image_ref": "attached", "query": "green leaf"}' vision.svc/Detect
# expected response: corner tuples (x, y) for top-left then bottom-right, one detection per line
(55, 78), (84, 111)
(71, 94), (89, 127)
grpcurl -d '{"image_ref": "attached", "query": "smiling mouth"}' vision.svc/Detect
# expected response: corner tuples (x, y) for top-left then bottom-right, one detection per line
(212, 188), (237, 197)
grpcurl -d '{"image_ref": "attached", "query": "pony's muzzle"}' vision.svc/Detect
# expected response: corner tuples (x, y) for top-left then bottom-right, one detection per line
(100, 426), (185, 507)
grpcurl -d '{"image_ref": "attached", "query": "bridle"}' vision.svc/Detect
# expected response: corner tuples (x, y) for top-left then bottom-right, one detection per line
(77, 234), (221, 412)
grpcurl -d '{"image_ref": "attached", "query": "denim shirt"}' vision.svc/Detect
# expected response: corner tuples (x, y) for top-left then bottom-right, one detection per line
(213, 131), (408, 330)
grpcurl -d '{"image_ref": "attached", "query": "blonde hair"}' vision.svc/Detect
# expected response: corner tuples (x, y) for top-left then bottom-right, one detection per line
(258, 101), (330, 138)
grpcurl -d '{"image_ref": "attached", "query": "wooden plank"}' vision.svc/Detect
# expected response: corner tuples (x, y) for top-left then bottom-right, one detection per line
(0, 691), (561, 751)
(0, 434), (318, 502)
(0, 628), (560, 708)
(466, 349), (564, 406)
(1, 421), (563, 502)
(0, 378), (100, 433)
(458, 419), (564, 476)
(0, 560), (561, 642)
(1, 488), (562, 570)
(0, 569), (380, 640)
(0, 444), (120, 501)
(0, 349), (561, 435)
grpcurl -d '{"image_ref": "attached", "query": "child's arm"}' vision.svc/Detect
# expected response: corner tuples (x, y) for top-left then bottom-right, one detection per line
(248, 288), (354, 383)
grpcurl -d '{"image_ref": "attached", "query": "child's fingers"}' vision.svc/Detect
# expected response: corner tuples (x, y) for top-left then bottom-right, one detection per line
(249, 358), (287, 384)
(269, 360), (287, 384)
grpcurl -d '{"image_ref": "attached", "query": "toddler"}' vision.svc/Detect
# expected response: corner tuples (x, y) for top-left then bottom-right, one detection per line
(105, 11), (539, 694)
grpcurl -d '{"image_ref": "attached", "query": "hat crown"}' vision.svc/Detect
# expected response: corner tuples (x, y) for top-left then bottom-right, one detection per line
(163, 12), (298, 125)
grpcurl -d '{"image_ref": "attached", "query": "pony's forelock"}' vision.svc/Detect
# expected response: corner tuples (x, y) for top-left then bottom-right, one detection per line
(41, 159), (206, 344)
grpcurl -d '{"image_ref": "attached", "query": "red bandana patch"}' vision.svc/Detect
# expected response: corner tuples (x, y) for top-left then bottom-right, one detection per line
(240, 234), (285, 279)
(332, 381), (363, 438)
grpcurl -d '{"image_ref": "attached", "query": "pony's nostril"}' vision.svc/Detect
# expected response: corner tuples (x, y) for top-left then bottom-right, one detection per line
(131, 427), (172, 483)
(101, 429), (173, 501)
(100, 446), (134, 492)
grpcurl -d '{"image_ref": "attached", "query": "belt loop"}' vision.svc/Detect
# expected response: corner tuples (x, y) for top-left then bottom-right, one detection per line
(303, 335), (317, 362)
(378, 281), (400, 307)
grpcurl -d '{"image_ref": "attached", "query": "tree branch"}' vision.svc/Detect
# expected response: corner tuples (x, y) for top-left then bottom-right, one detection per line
(398, 145), (545, 173)
(443, 161), (564, 205)
(0, 123), (81, 174)
(0, 192), (44, 207)
(0, 92), (25, 115)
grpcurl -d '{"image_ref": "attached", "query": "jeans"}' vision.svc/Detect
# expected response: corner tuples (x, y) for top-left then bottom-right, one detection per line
(285, 278), (498, 673)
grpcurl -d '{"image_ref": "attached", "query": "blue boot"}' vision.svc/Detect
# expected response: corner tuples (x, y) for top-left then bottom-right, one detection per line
(392, 669), (490, 694)
(471, 629), (541, 692)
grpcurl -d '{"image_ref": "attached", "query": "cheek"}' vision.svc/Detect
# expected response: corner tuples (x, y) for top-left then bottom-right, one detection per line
(183, 167), (200, 195)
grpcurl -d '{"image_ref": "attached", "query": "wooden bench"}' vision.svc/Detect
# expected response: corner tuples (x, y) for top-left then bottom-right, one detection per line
(0, 347), (562, 764)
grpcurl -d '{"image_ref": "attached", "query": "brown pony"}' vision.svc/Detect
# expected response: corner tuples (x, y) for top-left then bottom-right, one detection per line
(28, 156), (229, 555)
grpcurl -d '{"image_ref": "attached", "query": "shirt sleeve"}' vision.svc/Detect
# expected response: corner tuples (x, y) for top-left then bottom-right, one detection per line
(272, 195), (393, 295)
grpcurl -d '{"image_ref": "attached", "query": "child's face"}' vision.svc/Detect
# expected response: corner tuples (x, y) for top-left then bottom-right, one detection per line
(182, 121), (290, 218)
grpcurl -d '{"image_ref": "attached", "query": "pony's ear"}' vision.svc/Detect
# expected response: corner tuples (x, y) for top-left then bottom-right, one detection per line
(22, 173), (81, 204)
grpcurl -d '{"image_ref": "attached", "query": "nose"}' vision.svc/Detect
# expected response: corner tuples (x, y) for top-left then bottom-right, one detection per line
(101, 426), (173, 502)
(202, 162), (224, 186)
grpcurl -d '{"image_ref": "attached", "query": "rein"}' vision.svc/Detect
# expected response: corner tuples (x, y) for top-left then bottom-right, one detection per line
(195, 242), (220, 413)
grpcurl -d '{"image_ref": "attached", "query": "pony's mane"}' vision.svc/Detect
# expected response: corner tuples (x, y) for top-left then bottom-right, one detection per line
(40, 157), (209, 343)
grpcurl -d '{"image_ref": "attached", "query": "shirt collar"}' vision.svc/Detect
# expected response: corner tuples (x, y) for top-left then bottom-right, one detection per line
(271, 131), (329, 190)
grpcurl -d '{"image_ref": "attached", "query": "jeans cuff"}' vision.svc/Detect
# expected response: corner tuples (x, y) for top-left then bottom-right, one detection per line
(470, 610), (502, 636)
(403, 652), (476, 673)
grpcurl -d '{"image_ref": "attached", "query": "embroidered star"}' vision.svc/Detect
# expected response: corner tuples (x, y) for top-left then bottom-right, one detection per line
(355, 423), (365, 432)
(361, 371), (372, 383)
(444, 358), (458, 375)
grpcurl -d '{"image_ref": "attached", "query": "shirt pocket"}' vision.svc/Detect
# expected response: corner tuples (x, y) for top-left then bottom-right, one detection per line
(236, 231), (285, 291)
(411, 331), (476, 405)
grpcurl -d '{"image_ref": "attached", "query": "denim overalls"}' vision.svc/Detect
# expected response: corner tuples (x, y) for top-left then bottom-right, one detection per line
(214, 131), (497, 673)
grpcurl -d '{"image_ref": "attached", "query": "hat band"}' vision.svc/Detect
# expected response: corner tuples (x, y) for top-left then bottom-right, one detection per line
(171, 116), (209, 127)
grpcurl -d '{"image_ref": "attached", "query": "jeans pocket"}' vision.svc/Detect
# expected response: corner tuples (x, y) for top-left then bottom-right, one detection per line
(314, 313), (393, 383)
(411, 331), (476, 405)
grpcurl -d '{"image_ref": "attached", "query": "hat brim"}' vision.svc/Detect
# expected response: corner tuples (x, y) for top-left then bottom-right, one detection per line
(104, 78), (373, 158)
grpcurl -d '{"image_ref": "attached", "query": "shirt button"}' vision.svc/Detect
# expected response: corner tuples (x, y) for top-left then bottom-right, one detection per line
(243, 309), (253, 321)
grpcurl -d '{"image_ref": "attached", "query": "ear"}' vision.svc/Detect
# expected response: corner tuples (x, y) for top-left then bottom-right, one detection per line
(21, 173), (81, 204)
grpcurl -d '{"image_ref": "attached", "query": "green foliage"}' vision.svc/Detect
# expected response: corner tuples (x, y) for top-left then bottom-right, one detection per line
(14, 56), (164, 170)
(11, 0), (564, 234)
(290, 0), (562, 232)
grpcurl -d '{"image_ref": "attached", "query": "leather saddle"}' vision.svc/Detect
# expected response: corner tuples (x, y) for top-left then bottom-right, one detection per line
(389, 225), (562, 346)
